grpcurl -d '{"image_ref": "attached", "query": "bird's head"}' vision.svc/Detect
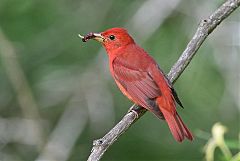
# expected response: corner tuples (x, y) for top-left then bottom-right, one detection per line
(79, 28), (135, 53)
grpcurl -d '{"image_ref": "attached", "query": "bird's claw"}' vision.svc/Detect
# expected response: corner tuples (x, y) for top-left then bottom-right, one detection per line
(128, 104), (139, 119)
(130, 110), (139, 119)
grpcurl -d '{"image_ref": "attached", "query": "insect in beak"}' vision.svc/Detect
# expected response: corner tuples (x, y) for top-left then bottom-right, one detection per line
(78, 32), (104, 43)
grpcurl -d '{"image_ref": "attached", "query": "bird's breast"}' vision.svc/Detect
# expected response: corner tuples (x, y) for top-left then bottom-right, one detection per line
(114, 78), (135, 102)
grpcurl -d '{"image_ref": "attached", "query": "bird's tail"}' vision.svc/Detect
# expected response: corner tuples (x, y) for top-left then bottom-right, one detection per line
(161, 108), (193, 142)
(156, 97), (193, 142)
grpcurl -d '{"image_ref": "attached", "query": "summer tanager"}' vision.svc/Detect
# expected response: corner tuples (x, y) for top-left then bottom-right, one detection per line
(80, 28), (193, 142)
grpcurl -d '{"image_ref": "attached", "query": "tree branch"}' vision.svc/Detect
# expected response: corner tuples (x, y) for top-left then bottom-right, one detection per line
(87, 0), (240, 160)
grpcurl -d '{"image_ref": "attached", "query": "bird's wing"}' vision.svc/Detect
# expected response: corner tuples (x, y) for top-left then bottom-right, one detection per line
(112, 55), (164, 118)
(157, 68), (184, 108)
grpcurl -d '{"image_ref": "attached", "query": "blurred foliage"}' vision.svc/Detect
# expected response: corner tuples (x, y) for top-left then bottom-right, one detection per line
(0, 0), (239, 161)
(204, 123), (239, 161)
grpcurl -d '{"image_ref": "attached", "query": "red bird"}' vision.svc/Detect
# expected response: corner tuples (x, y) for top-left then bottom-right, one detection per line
(80, 28), (193, 142)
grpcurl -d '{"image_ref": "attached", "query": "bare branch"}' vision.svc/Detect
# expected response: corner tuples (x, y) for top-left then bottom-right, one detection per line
(87, 0), (240, 160)
(168, 0), (240, 83)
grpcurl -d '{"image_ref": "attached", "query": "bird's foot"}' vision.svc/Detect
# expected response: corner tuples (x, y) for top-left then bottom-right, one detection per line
(128, 104), (138, 119)
(128, 104), (146, 119)
(130, 110), (139, 119)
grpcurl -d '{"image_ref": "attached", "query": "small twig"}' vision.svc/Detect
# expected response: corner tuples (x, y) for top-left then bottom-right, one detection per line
(87, 0), (240, 160)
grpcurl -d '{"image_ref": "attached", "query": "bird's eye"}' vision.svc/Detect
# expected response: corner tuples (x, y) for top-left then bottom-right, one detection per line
(109, 35), (115, 40)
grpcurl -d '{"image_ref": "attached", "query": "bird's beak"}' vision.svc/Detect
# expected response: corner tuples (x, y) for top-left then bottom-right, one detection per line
(92, 33), (105, 43)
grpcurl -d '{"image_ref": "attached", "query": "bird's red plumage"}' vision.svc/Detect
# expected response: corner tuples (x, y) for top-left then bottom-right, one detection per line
(96, 28), (192, 142)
